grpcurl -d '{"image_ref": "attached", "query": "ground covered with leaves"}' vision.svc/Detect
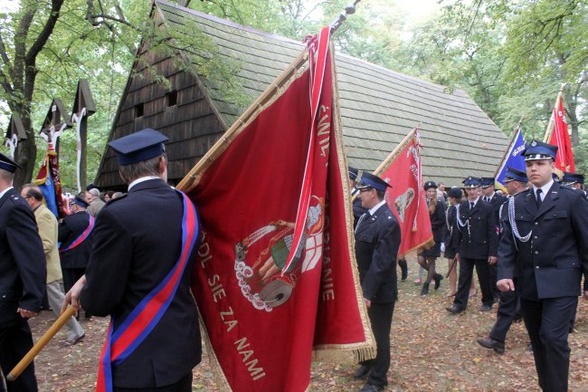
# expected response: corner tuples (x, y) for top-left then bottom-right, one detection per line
(28, 258), (588, 391)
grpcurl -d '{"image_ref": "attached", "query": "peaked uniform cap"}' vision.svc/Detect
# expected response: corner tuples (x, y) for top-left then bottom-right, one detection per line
(108, 128), (169, 166)
(348, 166), (359, 181)
(0, 153), (21, 173)
(504, 167), (528, 183)
(480, 177), (495, 188)
(423, 181), (437, 190)
(357, 172), (391, 192)
(523, 140), (557, 161)
(562, 172), (584, 185)
(462, 176), (481, 188)
(71, 195), (89, 208)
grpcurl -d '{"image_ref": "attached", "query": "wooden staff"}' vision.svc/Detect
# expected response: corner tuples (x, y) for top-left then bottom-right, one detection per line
(6, 306), (77, 382)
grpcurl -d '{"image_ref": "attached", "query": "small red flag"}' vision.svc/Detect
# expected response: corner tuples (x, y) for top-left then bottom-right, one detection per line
(376, 129), (433, 256)
(548, 95), (575, 173)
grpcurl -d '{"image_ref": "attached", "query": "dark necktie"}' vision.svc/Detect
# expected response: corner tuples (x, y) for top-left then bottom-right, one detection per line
(536, 189), (542, 207)
(470, 202), (474, 210)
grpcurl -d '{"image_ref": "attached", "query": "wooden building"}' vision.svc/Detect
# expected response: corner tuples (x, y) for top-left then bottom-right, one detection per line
(95, 0), (510, 190)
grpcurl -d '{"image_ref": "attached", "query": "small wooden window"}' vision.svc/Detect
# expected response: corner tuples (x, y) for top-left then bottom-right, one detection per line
(166, 90), (178, 107)
(135, 103), (144, 118)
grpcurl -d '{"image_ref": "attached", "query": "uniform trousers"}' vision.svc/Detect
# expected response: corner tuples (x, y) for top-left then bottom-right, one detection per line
(361, 302), (395, 387)
(61, 268), (86, 293)
(46, 281), (84, 342)
(521, 296), (577, 392)
(453, 257), (493, 310)
(489, 289), (520, 343)
(0, 323), (37, 392)
(114, 372), (192, 392)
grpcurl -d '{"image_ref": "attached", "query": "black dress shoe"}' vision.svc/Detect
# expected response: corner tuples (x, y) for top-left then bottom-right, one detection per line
(480, 305), (493, 312)
(359, 383), (385, 392)
(434, 273), (443, 290)
(353, 365), (371, 380)
(476, 337), (505, 354)
(445, 305), (464, 315)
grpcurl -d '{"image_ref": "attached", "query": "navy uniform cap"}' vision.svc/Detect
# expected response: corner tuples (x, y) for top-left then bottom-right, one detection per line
(523, 140), (557, 161)
(423, 181), (437, 190)
(348, 166), (359, 181)
(462, 176), (481, 188)
(480, 177), (495, 188)
(108, 128), (169, 166)
(0, 153), (21, 173)
(562, 172), (584, 185)
(71, 195), (89, 208)
(357, 172), (391, 192)
(504, 167), (528, 183)
(447, 187), (463, 199)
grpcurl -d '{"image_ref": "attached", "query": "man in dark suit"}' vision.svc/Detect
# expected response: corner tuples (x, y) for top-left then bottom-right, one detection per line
(352, 172), (401, 392)
(63, 129), (202, 391)
(0, 153), (46, 391)
(446, 176), (498, 314)
(497, 140), (588, 392)
(58, 194), (94, 295)
(477, 167), (528, 354)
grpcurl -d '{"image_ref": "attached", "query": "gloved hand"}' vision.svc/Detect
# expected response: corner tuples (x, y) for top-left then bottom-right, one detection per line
(440, 242), (445, 253)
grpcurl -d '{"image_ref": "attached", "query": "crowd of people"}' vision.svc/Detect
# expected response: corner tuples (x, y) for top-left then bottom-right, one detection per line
(1, 131), (587, 392)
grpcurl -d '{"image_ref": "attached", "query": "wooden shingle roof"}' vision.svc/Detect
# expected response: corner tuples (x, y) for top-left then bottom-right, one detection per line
(155, 1), (509, 186)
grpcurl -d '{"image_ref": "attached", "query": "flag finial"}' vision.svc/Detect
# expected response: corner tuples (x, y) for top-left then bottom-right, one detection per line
(329, 1), (361, 33)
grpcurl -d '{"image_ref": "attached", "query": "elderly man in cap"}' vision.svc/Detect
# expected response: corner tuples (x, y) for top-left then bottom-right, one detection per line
(63, 128), (202, 391)
(58, 194), (94, 303)
(0, 154), (46, 391)
(477, 167), (528, 354)
(562, 172), (585, 191)
(352, 172), (401, 392)
(446, 176), (498, 315)
(497, 140), (588, 392)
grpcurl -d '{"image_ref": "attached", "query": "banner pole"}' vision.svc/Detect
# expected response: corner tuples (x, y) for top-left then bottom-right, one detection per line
(373, 126), (418, 176)
(543, 84), (566, 143)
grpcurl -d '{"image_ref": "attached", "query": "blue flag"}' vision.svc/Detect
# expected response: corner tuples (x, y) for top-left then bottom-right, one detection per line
(495, 127), (526, 192)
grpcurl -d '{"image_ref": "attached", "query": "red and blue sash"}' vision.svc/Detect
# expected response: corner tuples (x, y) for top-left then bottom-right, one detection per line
(59, 213), (95, 253)
(96, 191), (199, 392)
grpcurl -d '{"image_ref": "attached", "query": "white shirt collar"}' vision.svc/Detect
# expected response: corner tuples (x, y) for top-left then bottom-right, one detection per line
(128, 176), (161, 191)
(533, 179), (554, 201)
(0, 186), (13, 199)
(368, 199), (387, 215)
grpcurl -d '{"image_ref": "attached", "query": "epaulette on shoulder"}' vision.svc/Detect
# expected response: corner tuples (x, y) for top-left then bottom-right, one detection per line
(9, 194), (22, 203)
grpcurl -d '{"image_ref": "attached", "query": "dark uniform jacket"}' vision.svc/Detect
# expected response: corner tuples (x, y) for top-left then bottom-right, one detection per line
(80, 179), (201, 389)
(430, 199), (447, 244)
(489, 192), (507, 225)
(443, 205), (459, 259)
(0, 188), (46, 328)
(498, 183), (588, 300)
(58, 210), (93, 269)
(455, 199), (498, 259)
(354, 203), (401, 304)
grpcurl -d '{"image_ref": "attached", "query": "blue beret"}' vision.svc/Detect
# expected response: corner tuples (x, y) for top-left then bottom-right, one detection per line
(0, 153), (20, 173)
(462, 176), (481, 188)
(504, 167), (528, 183)
(562, 172), (584, 185)
(523, 140), (557, 161)
(480, 177), (495, 188)
(357, 172), (391, 192)
(348, 166), (359, 181)
(423, 181), (437, 190)
(108, 128), (169, 166)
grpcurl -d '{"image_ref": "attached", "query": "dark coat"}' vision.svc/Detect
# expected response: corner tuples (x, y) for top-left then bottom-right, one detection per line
(354, 203), (401, 303)
(58, 210), (93, 269)
(455, 198), (498, 259)
(0, 188), (46, 328)
(80, 179), (201, 388)
(498, 183), (588, 300)
(443, 205), (459, 259)
(489, 192), (508, 227)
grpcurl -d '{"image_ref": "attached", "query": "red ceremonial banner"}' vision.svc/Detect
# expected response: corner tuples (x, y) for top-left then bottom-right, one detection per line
(178, 27), (372, 391)
(548, 95), (576, 173)
(34, 147), (66, 219)
(375, 129), (433, 256)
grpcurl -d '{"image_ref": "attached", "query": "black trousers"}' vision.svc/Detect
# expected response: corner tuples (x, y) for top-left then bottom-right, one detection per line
(115, 372), (192, 392)
(0, 322), (38, 392)
(61, 267), (86, 293)
(453, 257), (493, 310)
(521, 296), (577, 392)
(361, 301), (395, 387)
(489, 287), (520, 343)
